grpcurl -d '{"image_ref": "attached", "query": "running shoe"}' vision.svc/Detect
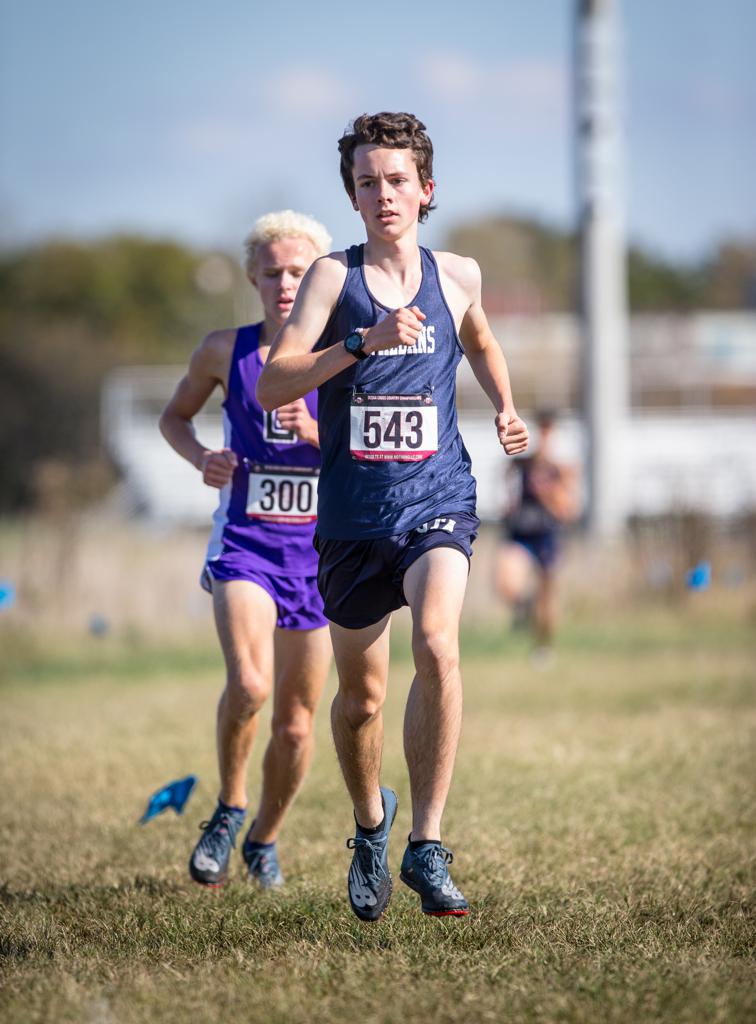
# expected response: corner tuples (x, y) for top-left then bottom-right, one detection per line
(345, 786), (398, 922)
(242, 831), (284, 889)
(399, 841), (469, 916)
(188, 803), (245, 887)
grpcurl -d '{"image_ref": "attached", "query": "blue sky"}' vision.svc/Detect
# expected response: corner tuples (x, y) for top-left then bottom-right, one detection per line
(1, 0), (754, 262)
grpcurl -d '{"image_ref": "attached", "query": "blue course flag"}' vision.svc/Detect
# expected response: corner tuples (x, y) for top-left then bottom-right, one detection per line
(0, 580), (16, 611)
(686, 561), (711, 591)
(139, 774), (198, 825)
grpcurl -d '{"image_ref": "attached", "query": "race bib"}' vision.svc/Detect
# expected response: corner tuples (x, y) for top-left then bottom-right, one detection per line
(350, 393), (438, 462)
(246, 463), (318, 523)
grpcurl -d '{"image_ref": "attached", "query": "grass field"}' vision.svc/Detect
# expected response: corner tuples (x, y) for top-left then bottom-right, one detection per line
(1, 602), (754, 1023)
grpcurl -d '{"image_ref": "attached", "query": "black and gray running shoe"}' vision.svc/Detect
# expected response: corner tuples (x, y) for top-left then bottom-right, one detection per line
(189, 803), (245, 887)
(242, 832), (284, 889)
(400, 841), (469, 916)
(345, 787), (398, 922)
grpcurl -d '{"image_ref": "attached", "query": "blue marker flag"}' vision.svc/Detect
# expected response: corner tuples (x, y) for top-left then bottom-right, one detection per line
(686, 561), (711, 591)
(0, 580), (16, 611)
(139, 774), (197, 825)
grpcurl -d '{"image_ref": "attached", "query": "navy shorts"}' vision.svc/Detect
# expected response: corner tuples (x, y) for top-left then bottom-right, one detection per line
(201, 563), (327, 631)
(314, 511), (479, 630)
(509, 530), (561, 571)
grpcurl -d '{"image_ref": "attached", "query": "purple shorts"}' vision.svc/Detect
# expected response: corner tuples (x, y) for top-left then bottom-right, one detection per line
(315, 510), (479, 630)
(201, 561), (327, 631)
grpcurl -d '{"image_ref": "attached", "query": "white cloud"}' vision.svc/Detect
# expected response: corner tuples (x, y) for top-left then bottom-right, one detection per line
(172, 64), (349, 159)
(418, 53), (482, 102)
(264, 65), (348, 117)
(690, 76), (753, 121)
(417, 52), (568, 120)
(176, 116), (249, 156)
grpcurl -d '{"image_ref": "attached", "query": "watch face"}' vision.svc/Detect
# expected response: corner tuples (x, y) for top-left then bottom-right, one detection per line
(346, 332), (363, 355)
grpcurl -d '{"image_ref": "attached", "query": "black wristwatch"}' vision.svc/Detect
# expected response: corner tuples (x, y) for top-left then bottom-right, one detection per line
(344, 330), (369, 361)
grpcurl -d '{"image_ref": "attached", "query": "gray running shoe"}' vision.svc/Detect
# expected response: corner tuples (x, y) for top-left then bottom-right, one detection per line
(189, 804), (245, 887)
(242, 832), (284, 889)
(345, 787), (398, 922)
(400, 841), (469, 916)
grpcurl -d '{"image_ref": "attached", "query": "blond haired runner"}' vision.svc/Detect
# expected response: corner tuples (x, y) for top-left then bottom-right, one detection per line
(160, 211), (332, 888)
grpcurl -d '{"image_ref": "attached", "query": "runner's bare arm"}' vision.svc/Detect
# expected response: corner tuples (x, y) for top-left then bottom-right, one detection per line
(447, 255), (529, 456)
(159, 330), (238, 488)
(257, 255), (427, 409)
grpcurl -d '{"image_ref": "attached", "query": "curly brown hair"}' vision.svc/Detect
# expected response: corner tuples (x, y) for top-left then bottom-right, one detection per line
(337, 112), (436, 223)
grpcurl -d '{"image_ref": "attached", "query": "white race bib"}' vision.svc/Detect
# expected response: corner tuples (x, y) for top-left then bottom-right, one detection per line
(246, 463), (318, 523)
(349, 393), (438, 462)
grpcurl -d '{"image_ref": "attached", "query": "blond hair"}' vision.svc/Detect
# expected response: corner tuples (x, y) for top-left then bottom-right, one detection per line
(243, 210), (332, 271)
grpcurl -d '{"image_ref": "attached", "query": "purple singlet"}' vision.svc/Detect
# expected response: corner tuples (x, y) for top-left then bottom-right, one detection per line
(205, 323), (321, 580)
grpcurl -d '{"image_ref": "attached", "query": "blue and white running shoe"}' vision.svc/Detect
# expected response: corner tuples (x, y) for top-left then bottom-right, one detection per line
(189, 803), (245, 887)
(400, 841), (469, 916)
(242, 832), (284, 889)
(345, 787), (398, 922)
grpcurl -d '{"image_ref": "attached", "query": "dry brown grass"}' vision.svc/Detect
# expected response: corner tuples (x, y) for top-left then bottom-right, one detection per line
(0, 549), (754, 1022)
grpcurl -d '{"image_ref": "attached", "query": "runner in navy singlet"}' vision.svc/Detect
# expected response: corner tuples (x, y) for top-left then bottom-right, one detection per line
(160, 211), (332, 889)
(257, 114), (529, 918)
(496, 410), (579, 666)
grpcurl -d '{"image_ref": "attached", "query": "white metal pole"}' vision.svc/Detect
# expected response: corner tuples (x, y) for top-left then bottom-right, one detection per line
(575, 0), (630, 538)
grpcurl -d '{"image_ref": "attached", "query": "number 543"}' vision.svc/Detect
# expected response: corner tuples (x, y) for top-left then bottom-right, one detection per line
(363, 409), (423, 450)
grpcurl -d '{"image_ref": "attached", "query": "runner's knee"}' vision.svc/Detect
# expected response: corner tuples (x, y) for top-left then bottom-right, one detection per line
(271, 709), (314, 751)
(225, 667), (271, 716)
(336, 681), (385, 729)
(412, 628), (459, 682)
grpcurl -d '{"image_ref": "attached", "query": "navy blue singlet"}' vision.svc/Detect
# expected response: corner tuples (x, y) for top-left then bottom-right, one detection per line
(314, 244), (477, 539)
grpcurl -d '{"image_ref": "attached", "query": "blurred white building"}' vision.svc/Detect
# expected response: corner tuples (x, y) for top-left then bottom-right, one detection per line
(102, 312), (756, 525)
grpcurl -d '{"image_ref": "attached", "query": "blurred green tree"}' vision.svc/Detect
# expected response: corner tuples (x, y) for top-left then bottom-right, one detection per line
(446, 215), (756, 314)
(0, 236), (241, 512)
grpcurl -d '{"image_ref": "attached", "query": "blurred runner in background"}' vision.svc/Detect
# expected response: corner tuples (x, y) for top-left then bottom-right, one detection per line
(496, 410), (579, 666)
